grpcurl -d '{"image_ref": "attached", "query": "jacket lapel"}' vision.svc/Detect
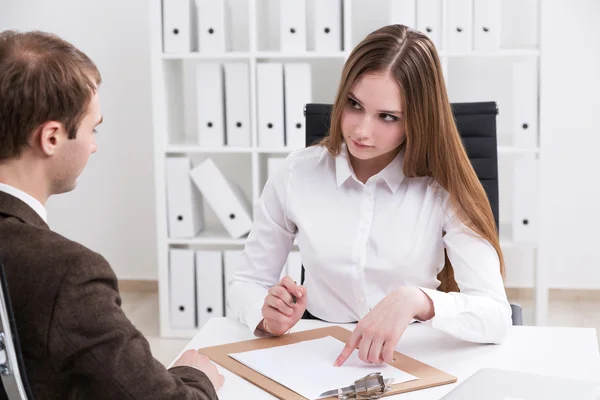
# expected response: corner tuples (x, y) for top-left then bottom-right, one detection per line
(0, 191), (49, 230)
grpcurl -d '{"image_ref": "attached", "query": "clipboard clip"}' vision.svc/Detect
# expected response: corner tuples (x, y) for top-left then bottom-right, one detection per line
(319, 372), (394, 399)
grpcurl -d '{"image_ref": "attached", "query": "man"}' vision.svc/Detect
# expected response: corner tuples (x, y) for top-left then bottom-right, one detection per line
(0, 30), (223, 399)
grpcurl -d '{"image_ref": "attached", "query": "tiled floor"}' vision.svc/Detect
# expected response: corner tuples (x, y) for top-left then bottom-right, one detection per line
(120, 291), (600, 367)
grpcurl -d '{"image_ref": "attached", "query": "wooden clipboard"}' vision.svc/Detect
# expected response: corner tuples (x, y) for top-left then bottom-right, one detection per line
(198, 326), (457, 399)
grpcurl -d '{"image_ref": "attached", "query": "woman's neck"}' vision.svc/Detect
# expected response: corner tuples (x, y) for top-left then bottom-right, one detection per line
(349, 147), (400, 184)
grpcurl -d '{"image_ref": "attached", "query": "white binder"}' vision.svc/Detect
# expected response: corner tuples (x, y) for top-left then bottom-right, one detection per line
(446, 0), (472, 52)
(223, 250), (242, 316)
(169, 248), (196, 329)
(389, 0), (416, 29)
(165, 157), (204, 238)
(280, 0), (307, 52)
(267, 157), (287, 180)
(512, 158), (540, 244)
(284, 63), (312, 149)
(286, 251), (303, 285)
(189, 158), (253, 238)
(162, 0), (197, 53)
(195, 251), (224, 328)
(257, 63), (285, 148)
(224, 63), (251, 147)
(314, 0), (342, 52)
(512, 60), (539, 149)
(197, 0), (231, 52)
(196, 63), (225, 147)
(416, 0), (442, 50)
(473, 0), (501, 51)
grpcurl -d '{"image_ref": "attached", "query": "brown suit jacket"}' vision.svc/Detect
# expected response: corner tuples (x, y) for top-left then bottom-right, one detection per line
(0, 191), (218, 400)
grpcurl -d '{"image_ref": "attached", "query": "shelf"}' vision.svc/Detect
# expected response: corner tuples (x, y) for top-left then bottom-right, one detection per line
(167, 229), (305, 247)
(166, 145), (538, 155)
(441, 49), (540, 58)
(500, 224), (539, 249)
(166, 146), (297, 154)
(153, 0), (544, 339)
(161, 51), (349, 60)
(166, 145), (254, 154)
(169, 228), (525, 250)
(255, 51), (348, 59)
(161, 52), (251, 60)
(168, 230), (247, 246)
(162, 49), (539, 61)
(498, 146), (540, 155)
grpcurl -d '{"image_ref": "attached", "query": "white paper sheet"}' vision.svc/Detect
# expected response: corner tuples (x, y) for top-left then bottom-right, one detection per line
(229, 336), (418, 399)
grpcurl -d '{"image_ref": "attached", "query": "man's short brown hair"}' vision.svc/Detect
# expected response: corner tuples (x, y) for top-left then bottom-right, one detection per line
(0, 30), (102, 161)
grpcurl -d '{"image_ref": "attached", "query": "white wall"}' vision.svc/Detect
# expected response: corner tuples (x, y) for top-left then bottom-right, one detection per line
(540, 0), (600, 288)
(0, 0), (158, 280)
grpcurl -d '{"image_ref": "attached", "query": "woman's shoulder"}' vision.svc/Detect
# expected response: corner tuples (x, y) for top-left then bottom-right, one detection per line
(266, 145), (331, 185)
(410, 176), (449, 206)
(286, 144), (329, 162)
(406, 175), (446, 194)
(284, 145), (331, 171)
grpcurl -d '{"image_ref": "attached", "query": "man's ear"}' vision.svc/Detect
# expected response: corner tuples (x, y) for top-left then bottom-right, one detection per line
(36, 121), (65, 156)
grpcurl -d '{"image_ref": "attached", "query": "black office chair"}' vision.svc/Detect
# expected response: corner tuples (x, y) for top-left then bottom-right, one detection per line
(0, 256), (33, 399)
(302, 102), (523, 326)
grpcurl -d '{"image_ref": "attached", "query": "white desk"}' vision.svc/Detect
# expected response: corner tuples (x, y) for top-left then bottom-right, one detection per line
(171, 318), (600, 399)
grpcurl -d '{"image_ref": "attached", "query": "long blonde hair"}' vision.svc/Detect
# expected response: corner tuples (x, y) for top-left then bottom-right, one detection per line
(320, 24), (504, 292)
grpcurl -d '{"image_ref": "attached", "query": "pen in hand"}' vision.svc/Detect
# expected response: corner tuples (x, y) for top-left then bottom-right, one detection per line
(292, 281), (298, 303)
(260, 277), (307, 336)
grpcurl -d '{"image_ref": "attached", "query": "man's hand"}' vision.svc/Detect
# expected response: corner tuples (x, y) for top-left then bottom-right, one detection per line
(172, 350), (225, 391)
(258, 276), (307, 336)
(334, 286), (434, 366)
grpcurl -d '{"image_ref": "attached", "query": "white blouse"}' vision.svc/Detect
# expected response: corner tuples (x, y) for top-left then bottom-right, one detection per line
(228, 143), (512, 344)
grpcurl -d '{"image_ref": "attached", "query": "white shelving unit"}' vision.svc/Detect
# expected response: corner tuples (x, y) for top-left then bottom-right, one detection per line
(150, 0), (543, 338)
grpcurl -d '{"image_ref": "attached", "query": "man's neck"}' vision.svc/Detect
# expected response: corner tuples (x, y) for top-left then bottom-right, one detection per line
(0, 160), (50, 205)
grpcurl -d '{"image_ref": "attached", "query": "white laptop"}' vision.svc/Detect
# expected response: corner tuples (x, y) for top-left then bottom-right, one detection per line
(441, 368), (600, 400)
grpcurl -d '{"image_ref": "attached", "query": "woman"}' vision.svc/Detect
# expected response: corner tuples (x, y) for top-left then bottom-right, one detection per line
(227, 24), (512, 366)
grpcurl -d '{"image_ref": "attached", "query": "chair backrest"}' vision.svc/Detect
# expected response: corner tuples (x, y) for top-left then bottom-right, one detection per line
(0, 256), (33, 399)
(304, 102), (500, 229)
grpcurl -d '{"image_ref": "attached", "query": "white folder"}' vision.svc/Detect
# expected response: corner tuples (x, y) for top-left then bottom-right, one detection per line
(197, 0), (231, 52)
(512, 158), (540, 244)
(162, 0), (197, 53)
(169, 248), (196, 329)
(195, 251), (224, 328)
(284, 63), (312, 149)
(224, 63), (251, 147)
(165, 157), (204, 238)
(473, 0), (501, 51)
(280, 0), (307, 52)
(286, 251), (303, 285)
(196, 63), (225, 147)
(223, 250), (242, 316)
(257, 63), (285, 148)
(390, 0), (416, 28)
(267, 157), (287, 180)
(189, 158), (253, 238)
(416, 0), (442, 50)
(512, 60), (539, 149)
(314, 0), (342, 52)
(446, 0), (472, 52)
